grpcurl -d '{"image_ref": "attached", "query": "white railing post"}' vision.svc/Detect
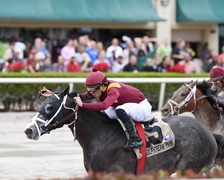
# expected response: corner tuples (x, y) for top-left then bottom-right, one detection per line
(158, 82), (166, 111)
(69, 83), (74, 93)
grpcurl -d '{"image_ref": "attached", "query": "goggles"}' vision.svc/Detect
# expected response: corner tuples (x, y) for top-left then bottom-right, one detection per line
(87, 86), (100, 92)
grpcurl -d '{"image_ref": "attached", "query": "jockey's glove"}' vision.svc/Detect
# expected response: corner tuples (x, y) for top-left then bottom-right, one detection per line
(212, 96), (224, 106)
(210, 84), (218, 95)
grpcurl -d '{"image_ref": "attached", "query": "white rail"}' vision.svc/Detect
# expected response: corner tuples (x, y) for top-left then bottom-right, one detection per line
(0, 77), (209, 110)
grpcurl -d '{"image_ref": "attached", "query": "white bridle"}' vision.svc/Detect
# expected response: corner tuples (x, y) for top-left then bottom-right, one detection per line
(167, 84), (197, 116)
(30, 94), (76, 136)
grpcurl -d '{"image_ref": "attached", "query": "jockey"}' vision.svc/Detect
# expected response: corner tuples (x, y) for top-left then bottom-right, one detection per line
(74, 68), (154, 150)
(39, 67), (154, 150)
(207, 65), (224, 105)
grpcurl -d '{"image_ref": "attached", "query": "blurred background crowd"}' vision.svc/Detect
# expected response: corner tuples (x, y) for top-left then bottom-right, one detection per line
(1, 32), (223, 74)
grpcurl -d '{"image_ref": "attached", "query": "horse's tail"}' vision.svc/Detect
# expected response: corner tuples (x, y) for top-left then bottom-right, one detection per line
(213, 133), (224, 164)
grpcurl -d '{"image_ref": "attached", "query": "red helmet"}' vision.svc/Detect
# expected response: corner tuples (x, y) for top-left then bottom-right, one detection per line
(208, 66), (224, 82)
(85, 68), (107, 88)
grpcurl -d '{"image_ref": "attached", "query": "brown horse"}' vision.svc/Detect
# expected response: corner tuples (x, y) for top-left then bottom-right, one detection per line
(161, 80), (224, 135)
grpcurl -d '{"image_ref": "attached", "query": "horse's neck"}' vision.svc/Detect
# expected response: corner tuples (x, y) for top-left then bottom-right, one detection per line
(75, 109), (120, 149)
(193, 92), (223, 133)
(76, 111), (98, 140)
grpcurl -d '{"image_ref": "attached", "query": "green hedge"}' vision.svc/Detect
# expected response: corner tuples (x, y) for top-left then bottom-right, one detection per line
(0, 72), (210, 111)
(0, 71), (209, 78)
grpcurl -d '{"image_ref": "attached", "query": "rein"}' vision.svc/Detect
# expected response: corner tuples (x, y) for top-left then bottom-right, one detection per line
(45, 104), (79, 132)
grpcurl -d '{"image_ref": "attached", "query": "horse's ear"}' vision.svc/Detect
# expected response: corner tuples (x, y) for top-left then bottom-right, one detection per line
(54, 85), (63, 94)
(58, 85), (70, 98)
(191, 80), (198, 87)
(63, 86), (70, 95)
(186, 80), (193, 86)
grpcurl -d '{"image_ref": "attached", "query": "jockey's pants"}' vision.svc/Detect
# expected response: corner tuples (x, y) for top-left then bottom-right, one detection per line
(104, 99), (153, 122)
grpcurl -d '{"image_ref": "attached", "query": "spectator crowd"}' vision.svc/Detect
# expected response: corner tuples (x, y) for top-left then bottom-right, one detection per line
(0, 34), (224, 74)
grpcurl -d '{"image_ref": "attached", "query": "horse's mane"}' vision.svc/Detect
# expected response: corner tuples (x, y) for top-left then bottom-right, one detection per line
(69, 92), (79, 98)
(68, 91), (116, 123)
(196, 80), (210, 95)
(196, 81), (217, 106)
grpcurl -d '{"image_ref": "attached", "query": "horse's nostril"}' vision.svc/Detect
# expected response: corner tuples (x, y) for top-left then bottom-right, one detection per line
(161, 108), (168, 113)
(24, 128), (32, 135)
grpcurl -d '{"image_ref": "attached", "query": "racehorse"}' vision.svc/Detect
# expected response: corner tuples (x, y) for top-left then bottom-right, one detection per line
(161, 80), (224, 135)
(24, 85), (224, 175)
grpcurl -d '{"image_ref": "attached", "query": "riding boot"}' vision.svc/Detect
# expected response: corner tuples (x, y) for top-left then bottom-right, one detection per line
(123, 120), (144, 150)
(115, 109), (144, 150)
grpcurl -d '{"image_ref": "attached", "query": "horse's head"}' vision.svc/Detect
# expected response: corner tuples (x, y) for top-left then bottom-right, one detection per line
(24, 85), (77, 140)
(161, 80), (198, 117)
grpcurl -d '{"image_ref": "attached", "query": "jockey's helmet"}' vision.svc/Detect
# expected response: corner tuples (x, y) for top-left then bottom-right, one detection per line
(208, 65), (224, 82)
(85, 68), (107, 90)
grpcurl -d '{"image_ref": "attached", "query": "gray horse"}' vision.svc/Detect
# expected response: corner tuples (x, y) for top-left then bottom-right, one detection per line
(24, 85), (224, 175)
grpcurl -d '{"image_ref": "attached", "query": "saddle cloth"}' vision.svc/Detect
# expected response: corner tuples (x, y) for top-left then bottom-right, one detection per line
(118, 114), (175, 158)
(117, 113), (175, 174)
(143, 114), (175, 158)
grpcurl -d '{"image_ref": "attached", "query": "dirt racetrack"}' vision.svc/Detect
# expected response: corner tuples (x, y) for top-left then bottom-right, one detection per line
(0, 112), (87, 180)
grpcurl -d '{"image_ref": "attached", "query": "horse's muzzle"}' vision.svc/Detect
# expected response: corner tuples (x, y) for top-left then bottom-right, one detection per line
(24, 128), (33, 138)
(160, 107), (172, 117)
(24, 125), (40, 140)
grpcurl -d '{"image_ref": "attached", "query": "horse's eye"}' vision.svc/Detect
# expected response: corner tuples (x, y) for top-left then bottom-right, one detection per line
(181, 93), (186, 97)
(45, 104), (54, 114)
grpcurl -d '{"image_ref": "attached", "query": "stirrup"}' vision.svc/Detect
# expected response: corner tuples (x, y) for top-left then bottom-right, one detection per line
(123, 140), (144, 150)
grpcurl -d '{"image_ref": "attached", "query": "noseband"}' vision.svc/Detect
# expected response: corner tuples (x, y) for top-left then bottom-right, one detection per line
(167, 84), (199, 116)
